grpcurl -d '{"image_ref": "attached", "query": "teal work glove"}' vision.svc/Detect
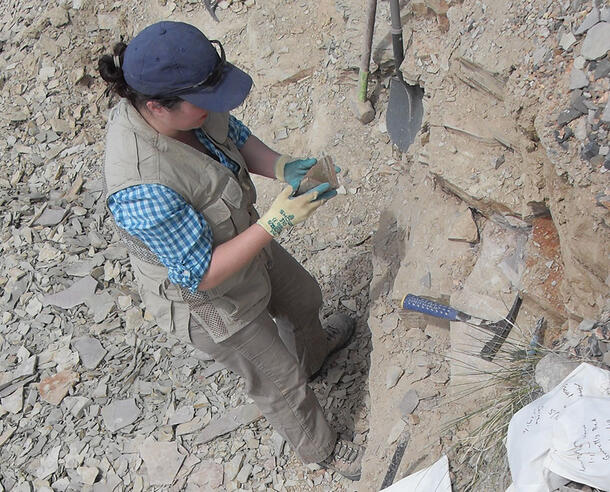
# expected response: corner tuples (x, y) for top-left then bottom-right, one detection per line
(274, 155), (317, 190)
(275, 154), (342, 192)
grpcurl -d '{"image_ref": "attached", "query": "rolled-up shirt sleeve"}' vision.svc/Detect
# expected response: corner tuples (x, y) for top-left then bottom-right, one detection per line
(107, 184), (212, 292)
(228, 115), (252, 148)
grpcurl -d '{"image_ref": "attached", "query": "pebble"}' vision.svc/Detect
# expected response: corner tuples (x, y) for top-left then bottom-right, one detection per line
(535, 353), (580, 393)
(381, 314), (399, 334)
(387, 420), (406, 445)
(341, 299), (358, 311)
(569, 69), (589, 89)
(559, 32), (576, 51)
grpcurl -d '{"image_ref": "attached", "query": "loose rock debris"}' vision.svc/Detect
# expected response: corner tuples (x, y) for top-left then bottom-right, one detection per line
(1, 0), (609, 489)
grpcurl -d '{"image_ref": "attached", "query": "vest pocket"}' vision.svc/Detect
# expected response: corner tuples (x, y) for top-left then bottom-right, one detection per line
(201, 197), (235, 242)
(221, 178), (243, 208)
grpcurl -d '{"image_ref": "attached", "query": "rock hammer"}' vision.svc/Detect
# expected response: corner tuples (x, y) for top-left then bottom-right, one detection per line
(402, 293), (523, 361)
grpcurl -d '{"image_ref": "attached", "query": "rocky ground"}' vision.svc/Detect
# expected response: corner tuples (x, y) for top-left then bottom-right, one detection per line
(0, 0), (609, 490)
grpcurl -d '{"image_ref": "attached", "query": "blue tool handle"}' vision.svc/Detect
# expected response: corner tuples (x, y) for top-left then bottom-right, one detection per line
(402, 294), (460, 321)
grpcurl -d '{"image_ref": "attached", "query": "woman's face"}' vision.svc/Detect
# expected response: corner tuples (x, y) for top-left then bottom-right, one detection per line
(145, 99), (209, 134)
(163, 100), (209, 131)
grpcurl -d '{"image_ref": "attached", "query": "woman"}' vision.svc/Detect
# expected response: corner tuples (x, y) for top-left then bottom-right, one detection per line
(98, 21), (364, 480)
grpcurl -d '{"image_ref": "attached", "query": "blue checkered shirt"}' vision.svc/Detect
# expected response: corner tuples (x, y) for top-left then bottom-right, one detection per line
(108, 115), (251, 292)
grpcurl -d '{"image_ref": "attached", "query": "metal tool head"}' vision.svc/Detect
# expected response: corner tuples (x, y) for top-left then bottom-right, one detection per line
(386, 76), (424, 152)
(479, 294), (523, 361)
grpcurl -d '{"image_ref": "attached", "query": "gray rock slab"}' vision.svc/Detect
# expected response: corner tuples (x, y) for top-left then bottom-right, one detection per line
(71, 336), (107, 369)
(559, 32), (576, 50)
(1, 386), (23, 413)
(557, 107), (582, 126)
(581, 22), (610, 60)
(569, 68), (589, 89)
(578, 319), (596, 331)
(535, 353), (580, 393)
(14, 355), (37, 378)
(448, 209), (479, 243)
(236, 463), (253, 484)
(92, 471), (121, 492)
(224, 453), (244, 481)
(602, 7), (610, 22)
(63, 396), (91, 418)
(194, 403), (262, 444)
(33, 207), (67, 226)
(594, 59), (610, 79)
(64, 257), (104, 277)
(102, 245), (128, 260)
(77, 466), (99, 485)
(88, 230), (107, 249)
(270, 431), (286, 457)
(574, 7), (599, 35)
(532, 47), (548, 66)
(85, 292), (115, 323)
(202, 362), (225, 378)
(176, 416), (207, 436)
(139, 438), (186, 486)
(43, 275), (98, 309)
(101, 398), (141, 432)
(168, 405), (194, 426)
(399, 389), (420, 417)
(37, 445), (61, 480)
(602, 100), (610, 123)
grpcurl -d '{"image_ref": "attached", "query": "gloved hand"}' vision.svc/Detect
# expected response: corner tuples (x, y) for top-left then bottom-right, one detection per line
(257, 183), (333, 237)
(274, 155), (317, 190)
(275, 154), (342, 193)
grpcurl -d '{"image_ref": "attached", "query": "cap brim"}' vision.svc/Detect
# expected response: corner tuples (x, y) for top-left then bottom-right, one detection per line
(180, 63), (253, 112)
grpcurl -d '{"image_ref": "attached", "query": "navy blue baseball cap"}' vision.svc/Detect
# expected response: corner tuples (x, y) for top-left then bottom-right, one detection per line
(122, 21), (253, 112)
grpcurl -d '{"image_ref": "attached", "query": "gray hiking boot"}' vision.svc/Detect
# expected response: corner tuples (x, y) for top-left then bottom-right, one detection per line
(323, 313), (356, 355)
(319, 439), (364, 481)
(309, 314), (356, 381)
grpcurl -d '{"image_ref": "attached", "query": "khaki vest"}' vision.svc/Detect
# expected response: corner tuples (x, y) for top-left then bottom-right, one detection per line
(103, 99), (272, 342)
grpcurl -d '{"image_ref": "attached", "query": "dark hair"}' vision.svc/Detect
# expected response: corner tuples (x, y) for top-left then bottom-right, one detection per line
(98, 42), (182, 110)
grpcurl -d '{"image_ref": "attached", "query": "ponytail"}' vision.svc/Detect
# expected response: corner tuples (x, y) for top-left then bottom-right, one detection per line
(98, 42), (181, 110)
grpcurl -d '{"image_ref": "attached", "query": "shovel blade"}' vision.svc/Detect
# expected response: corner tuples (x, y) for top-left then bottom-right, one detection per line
(386, 77), (424, 151)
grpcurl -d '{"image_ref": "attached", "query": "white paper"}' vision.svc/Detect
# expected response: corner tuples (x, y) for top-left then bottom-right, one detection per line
(381, 455), (451, 491)
(506, 363), (610, 491)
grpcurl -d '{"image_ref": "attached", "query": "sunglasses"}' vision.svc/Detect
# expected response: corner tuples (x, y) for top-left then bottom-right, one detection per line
(156, 40), (227, 97)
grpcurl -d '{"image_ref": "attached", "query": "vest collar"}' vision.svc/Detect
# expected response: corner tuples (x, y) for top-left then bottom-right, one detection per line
(201, 111), (230, 143)
(109, 99), (230, 151)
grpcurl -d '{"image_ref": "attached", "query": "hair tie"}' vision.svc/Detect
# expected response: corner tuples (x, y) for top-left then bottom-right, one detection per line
(113, 55), (121, 70)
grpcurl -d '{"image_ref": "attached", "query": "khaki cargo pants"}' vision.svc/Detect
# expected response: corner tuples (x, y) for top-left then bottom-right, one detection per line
(188, 241), (337, 463)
